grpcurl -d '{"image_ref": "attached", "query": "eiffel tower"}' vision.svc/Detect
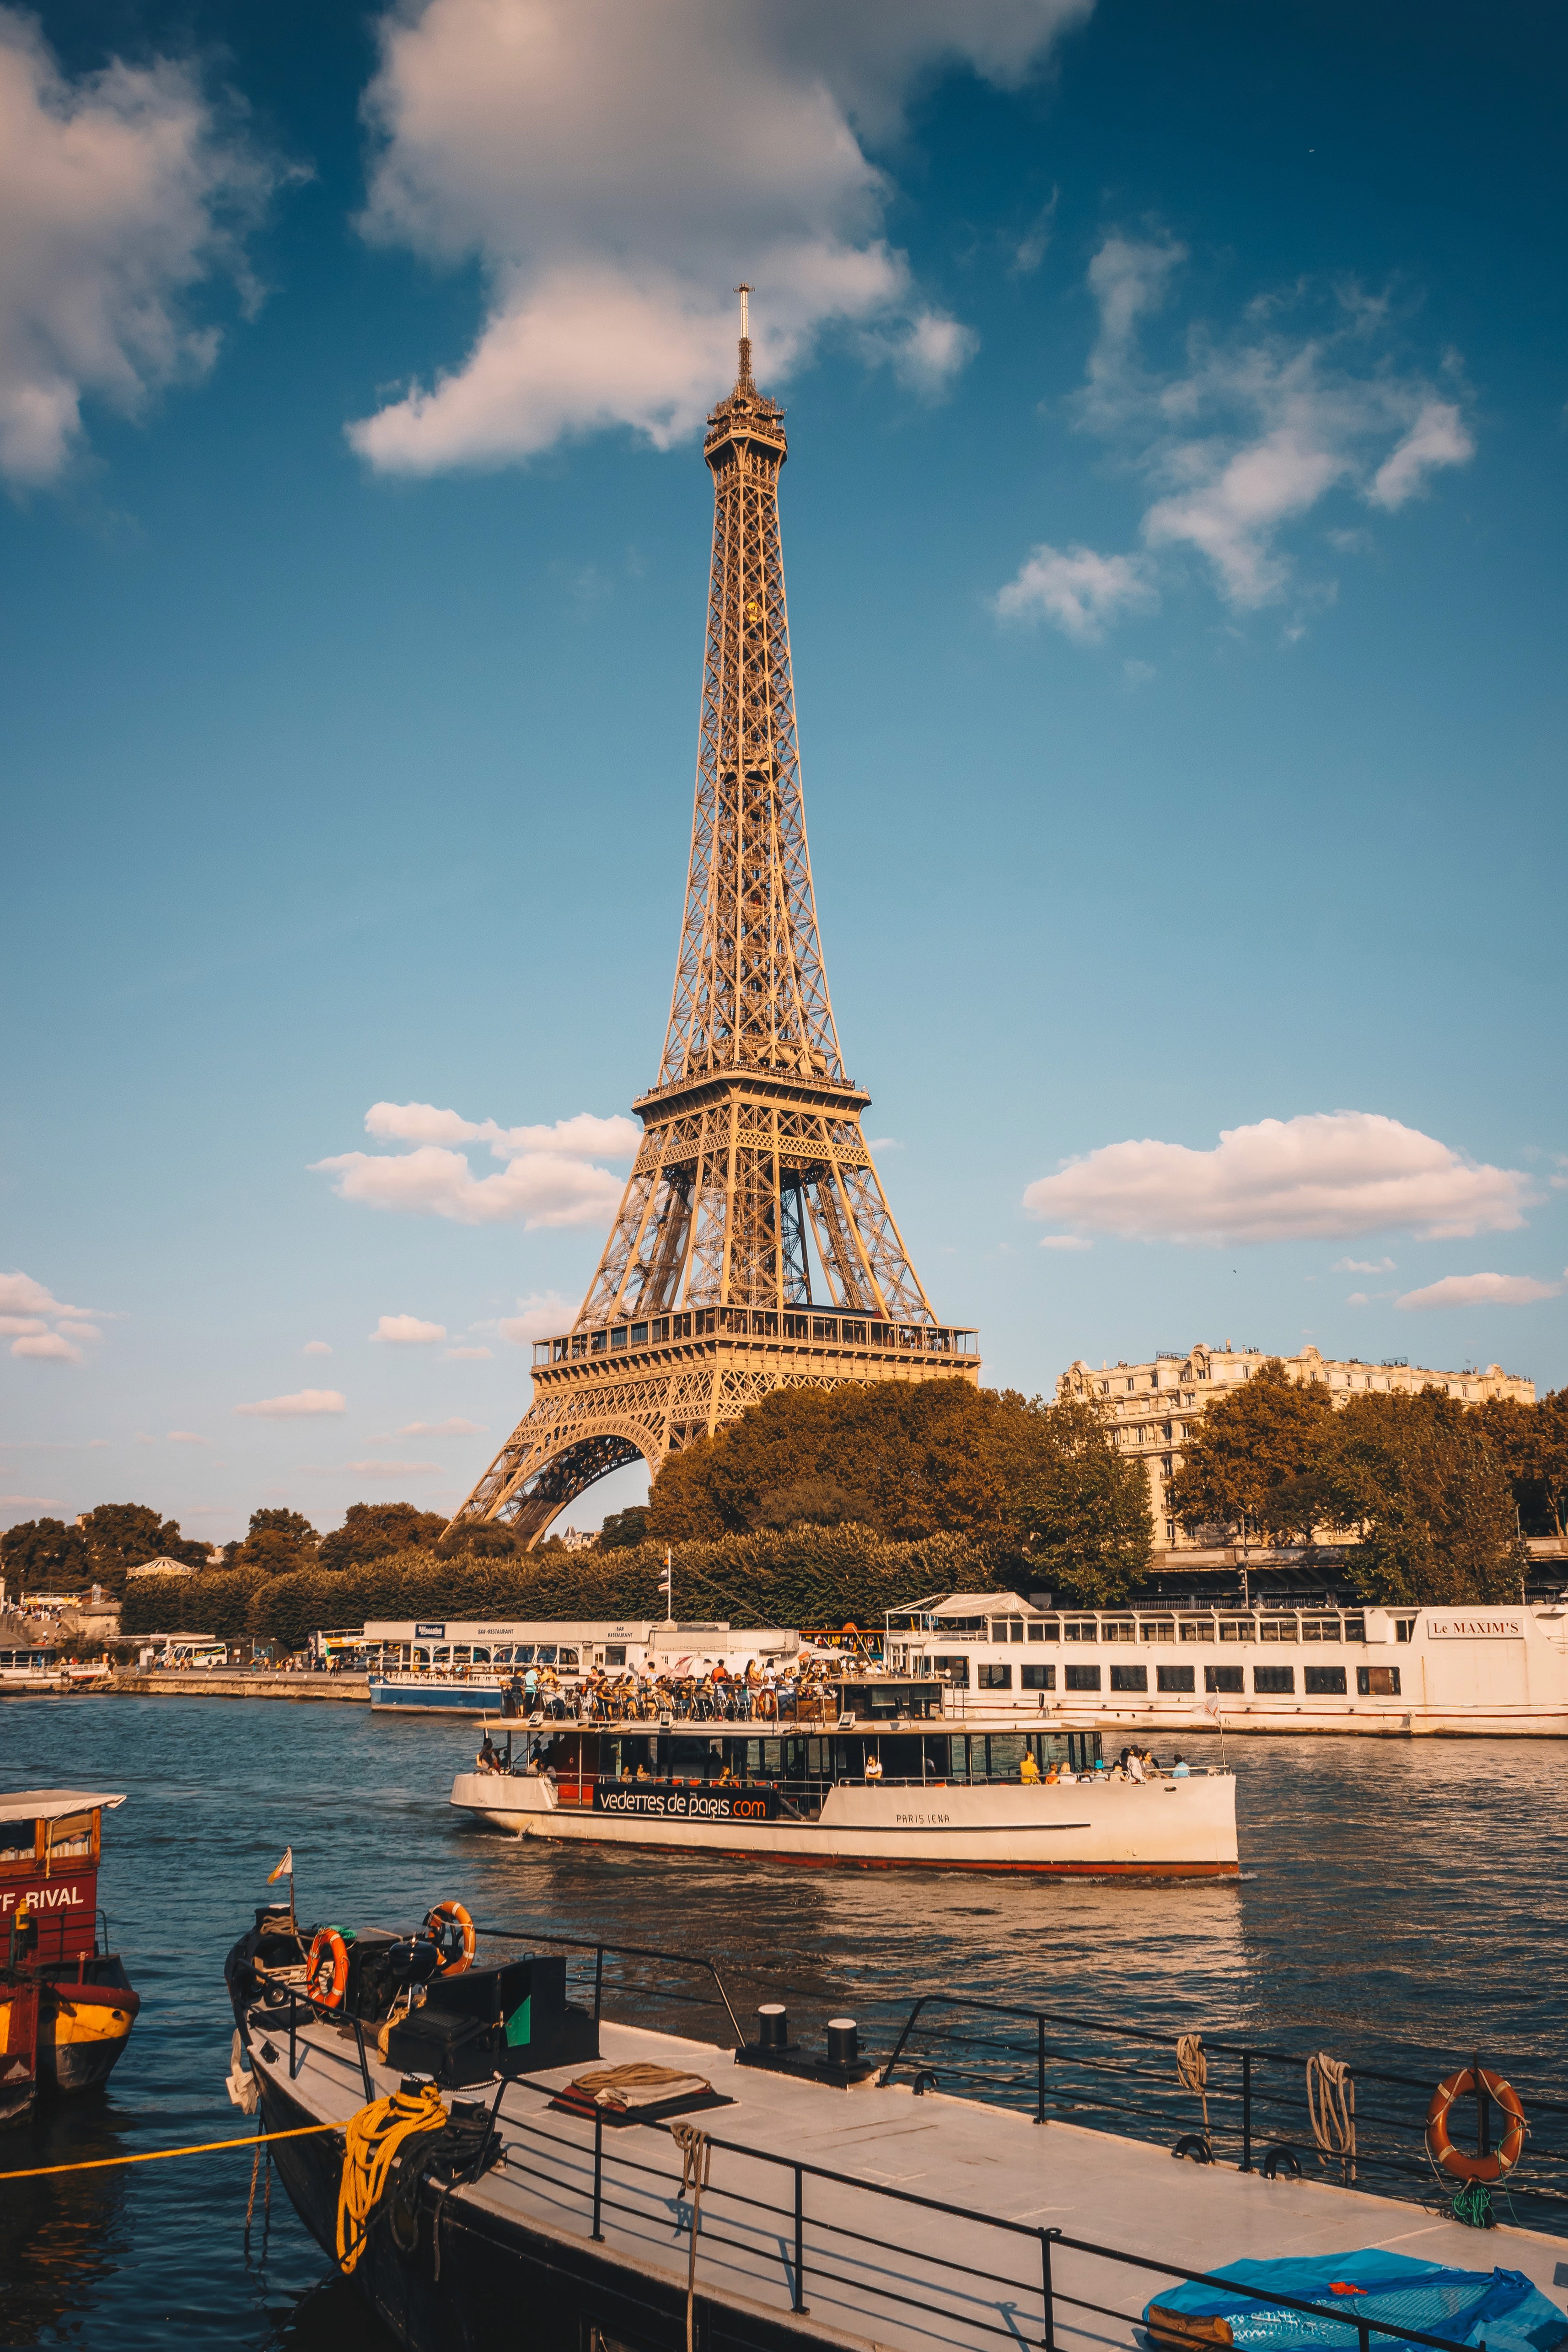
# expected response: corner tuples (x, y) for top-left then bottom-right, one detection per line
(446, 293), (979, 1547)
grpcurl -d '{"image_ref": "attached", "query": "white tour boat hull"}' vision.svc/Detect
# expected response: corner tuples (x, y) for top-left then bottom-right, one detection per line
(449, 1769), (1238, 1876)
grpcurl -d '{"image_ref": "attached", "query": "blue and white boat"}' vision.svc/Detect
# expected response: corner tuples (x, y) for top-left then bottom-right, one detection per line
(365, 1617), (806, 1716)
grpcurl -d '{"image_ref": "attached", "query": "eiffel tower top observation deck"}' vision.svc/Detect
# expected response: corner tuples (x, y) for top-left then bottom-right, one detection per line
(446, 293), (979, 1545)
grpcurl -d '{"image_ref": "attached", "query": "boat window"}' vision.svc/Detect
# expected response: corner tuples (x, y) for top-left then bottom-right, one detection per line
(604, 1645), (626, 1666)
(987, 1736), (1029, 1779)
(1157, 1665), (1195, 1693)
(1395, 1617), (1416, 1643)
(1063, 1620), (1096, 1641)
(1180, 1619), (1214, 1642)
(1253, 1665), (1294, 1693)
(1100, 1620), (1136, 1642)
(512, 1645), (535, 1665)
(469, 1648), (491, 1665)
(0, 1822), (38, 1864)
(1358, 1665), (1401, 1697)
(1217, 1620), (1255, 1643)
(558, 1649), (580, 1669)
(1260, 1619), (1298, 1643)
(978, 1663), (1012, 1690)
(1065, 1664), (1101, 1692)
(1027, 1619), (1057, 1641)
(1301, 1618), (1341, 1642)
(1204, 1665), (1243, 1693)
(932, 1655), (970, 1688)
(1305, 1666), (1347, 1695)
(1139, 1621), (1176, 1643)
(433, 1646), (451, 1666)
(1021, 1663), (1055, 1690)
(1110, 1664), (1148, 1692)
(47, 1812), (96, 1862)
(534, 1646), (557, 1665)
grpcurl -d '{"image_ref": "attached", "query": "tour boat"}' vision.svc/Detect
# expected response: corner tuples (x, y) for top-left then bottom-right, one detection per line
(0, 1790), (141, 2125)
(449, 1673), (1238, 1878)
(885, 1592), (1568, 1739)
(368, 1619), (815, 1717)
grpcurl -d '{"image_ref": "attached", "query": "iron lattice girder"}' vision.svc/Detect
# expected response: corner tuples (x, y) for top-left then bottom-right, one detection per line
(445, 340), (975, 1545)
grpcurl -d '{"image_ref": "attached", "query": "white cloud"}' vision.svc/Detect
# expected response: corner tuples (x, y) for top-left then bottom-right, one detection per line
(1396, 1272), (1563, 1313)
(1038, 1234), (1093, 1251)
(1346, 1291), (1369, 1308)
(0, 1317), (46, 1336)
(346, 0), (1087, 473)
(1024, 1112), (1531, 1246)
(168, 1430), (209, 1443)
(233, 1388), (347, 1418)
(302, 1339), (333, 1357)
(497, 1291), (575, 1346)
(11, 1331), (81, 1363)
(369, 1313), (447, 1345)
(1333, 1257), (1394, 1273)
(399, 1418), (486, 1436)
(999, 240), (1477, 630)
(0, 11), (281, 485)
(315, 1102), (638, 1229)
(1368, 400), (1474, 510)
(2, 1493), (63, 1510)
(993, 542), (1156, 642)
(55, 1321), (102, 1342)
(442, 1344), (493, 1361)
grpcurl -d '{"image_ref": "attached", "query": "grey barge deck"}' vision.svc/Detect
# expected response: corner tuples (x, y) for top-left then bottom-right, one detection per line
(248, 2006), (1568, 2352)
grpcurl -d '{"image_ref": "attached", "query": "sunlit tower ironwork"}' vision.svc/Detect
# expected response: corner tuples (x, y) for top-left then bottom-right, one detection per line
(446, 294), (979, 1546)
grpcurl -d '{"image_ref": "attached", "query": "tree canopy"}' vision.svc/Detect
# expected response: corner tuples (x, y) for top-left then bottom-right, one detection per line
(1, 1517), (91, 1589)
(221, 1508), (319, 1576)
(1167, 1361), (1339, 1545)
(319, 1502), (448, 1572)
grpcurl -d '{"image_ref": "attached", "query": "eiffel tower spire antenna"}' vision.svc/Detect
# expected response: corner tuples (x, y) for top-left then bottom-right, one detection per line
(445, 303), (979, 1547)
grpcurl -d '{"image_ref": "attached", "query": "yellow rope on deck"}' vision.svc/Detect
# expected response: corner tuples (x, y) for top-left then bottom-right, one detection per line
(0, 2125), (336, 2183)
(335, 2082), (448, 2275)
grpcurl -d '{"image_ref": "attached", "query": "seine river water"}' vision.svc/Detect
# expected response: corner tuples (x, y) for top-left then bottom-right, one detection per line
(3, 1697), (1566, 2347)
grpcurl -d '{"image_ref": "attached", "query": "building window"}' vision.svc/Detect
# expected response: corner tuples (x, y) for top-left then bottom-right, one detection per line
(1253, 1666), (1295, 1694)
(1204, 1665), (1243, 1694)
(1305, 1666), (1347, 1695)
(1065, 1665), (1102, 1692)
(1358, 1666), (1401, 1697)
(605, 1646), (626, 1667)
(933, 1656), (970, 1689)
(1110, 1665), (1148, 1692)
(1395, 1618), (1416, 1643)
(1021, 1664), (1056, 1691)
(978, 1663), (1012, 1690)
(1157, 1665), (1196, 1693)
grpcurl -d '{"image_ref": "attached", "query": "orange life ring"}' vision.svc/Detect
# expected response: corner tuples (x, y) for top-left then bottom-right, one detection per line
(424, 1900), (475, 1975)
(305, 1928), (349, 2010)
(1426, 2066), (1527, 2183)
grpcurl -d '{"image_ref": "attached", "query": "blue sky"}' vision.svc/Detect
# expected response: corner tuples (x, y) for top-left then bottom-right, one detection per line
(3, 0), (1565, 1545)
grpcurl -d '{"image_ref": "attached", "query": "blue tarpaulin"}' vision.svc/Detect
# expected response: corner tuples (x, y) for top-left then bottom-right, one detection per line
(1143, 2248), (1568, 2352)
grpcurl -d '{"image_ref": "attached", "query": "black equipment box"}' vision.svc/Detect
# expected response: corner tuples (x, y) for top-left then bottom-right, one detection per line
(384, 1955), (599, 2089)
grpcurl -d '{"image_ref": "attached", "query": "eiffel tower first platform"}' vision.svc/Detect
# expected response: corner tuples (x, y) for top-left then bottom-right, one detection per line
(446, 295), (979, 1547)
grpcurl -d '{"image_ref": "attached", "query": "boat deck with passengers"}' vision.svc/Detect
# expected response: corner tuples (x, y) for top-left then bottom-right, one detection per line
(449, 1670), (1237, 1877)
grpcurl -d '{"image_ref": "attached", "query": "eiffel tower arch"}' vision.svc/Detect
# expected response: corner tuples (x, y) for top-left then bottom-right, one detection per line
(446, 295), (979, 1548)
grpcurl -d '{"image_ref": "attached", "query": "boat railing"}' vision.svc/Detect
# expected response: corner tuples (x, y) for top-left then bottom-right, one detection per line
(871, 1989), (1568, 2233)
(434, 2059), (1507, 2352)
(447, 1926), (1568, 2236)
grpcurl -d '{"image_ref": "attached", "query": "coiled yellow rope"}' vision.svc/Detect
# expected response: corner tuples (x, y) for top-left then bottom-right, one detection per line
(335, 2083), (448, 2275)
(1175, 2033), (1210, 2142)
(1306, 2051), (1356, 2182)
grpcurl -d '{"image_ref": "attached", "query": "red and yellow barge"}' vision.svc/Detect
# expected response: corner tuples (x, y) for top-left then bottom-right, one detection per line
(0, 1790), (140, 2126)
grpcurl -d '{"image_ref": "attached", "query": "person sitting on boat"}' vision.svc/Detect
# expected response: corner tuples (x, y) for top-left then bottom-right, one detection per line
(1171, 1753), (1190, 1777)
(1126, 1750), (1146, 1783)
(864, 1751), (884, 1783)
(477, 1733), (501, 1773)
(1019, 1750), (1041, 1784)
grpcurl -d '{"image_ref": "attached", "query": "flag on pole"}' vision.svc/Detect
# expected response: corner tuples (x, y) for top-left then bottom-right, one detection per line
(267, 1847), (294, 1883)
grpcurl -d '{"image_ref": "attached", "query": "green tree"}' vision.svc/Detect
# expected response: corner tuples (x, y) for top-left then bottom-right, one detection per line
(997, 1397), (1154, 1606)
(80, 1502), (206, 1597)
(435, 1520), (520, 1560)
(598, 1507), (650, 1551)
(223, 1508), (319, 1576)
(1, 1517), (91, 1590)
(1321, 1387), (1527, 1603)
(1167, 1360), (1339, 1545)
(319, 1503), (447, 1572)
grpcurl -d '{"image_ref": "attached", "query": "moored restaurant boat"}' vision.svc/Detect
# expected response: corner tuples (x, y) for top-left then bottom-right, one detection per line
(886, 1591), (1568, 1737)
(367, 1619), (811, 1716)
(449, 1670), (1238, 1876)
(0, 1790), (141, 2125)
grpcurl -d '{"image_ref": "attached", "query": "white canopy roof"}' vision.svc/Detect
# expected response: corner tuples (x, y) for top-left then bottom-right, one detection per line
(0, 1790), (126, 1824)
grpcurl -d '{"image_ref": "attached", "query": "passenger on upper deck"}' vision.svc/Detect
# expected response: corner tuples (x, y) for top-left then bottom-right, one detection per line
(1019, 1751), (1040, 1783)
(1171, 1754), (1190, 1777)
